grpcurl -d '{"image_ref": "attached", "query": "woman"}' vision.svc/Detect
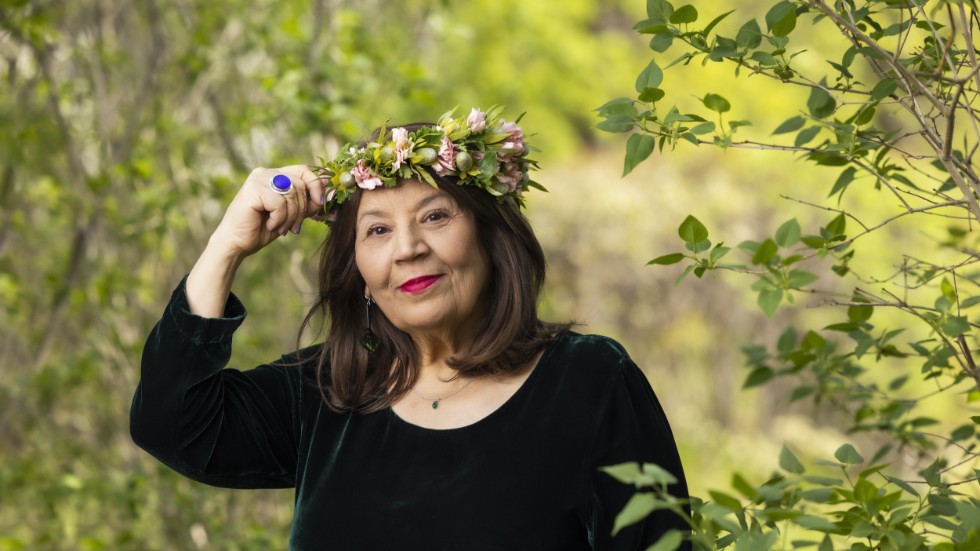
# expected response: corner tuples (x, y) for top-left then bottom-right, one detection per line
(131, 107), (689, 550)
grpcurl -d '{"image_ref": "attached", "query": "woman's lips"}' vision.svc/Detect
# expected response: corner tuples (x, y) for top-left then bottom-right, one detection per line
(398, 275), (443, 294)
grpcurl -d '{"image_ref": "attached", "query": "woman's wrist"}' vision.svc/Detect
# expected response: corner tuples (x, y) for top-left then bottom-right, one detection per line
(186, 237), (247, 318)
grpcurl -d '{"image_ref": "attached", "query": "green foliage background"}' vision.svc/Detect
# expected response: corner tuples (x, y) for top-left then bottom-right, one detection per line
(2, 0), (973, 549)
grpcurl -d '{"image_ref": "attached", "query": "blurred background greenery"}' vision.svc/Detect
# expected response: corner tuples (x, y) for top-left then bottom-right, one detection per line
(0, 0), (967, 548)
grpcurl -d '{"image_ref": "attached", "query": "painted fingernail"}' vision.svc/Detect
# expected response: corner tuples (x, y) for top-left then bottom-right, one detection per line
(292, 225), (301, 235)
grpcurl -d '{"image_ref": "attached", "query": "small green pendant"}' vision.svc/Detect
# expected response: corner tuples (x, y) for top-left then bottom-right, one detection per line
(432, 400), (439, 409)
(360, 329), (380, 353)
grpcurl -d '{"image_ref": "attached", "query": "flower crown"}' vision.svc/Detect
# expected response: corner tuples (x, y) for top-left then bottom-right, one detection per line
(314, 106), (543, 212)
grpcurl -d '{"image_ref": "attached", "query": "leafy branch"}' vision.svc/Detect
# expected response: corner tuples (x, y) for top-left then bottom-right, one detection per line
(600, 0), (980, 548)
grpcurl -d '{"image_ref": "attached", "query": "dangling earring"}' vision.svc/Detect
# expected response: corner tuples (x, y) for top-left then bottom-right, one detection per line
(360, 297), (380, 353)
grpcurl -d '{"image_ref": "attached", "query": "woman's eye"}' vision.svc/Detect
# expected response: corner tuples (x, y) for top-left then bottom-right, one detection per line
(424, 210), (450, 223)
(367, 226), (388, 237)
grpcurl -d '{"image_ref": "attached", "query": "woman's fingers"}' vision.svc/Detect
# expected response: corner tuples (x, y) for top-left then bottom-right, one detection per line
(263, 188), (289, 234)
(229, 165), (328, 245)
(273, 165), (330, 234)
(295, 167), (328, 211)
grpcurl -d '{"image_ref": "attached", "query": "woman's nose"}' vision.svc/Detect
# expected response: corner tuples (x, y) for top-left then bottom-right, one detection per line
(393, 224), (429, 261)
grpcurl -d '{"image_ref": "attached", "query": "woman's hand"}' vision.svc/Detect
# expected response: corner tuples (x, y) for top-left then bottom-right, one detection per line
(209, 165), (329, 258)
(185, 166), (328, 317)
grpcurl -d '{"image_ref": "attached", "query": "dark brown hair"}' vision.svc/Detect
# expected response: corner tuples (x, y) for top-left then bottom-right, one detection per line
(299, 124), (567, 412)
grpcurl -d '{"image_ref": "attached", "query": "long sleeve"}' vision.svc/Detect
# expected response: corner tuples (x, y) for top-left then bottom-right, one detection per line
(130, 277), (305, 489)
(587, 351), (691, 550)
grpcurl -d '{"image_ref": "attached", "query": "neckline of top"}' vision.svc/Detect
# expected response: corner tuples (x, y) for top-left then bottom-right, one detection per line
(385, 332), (566, 432)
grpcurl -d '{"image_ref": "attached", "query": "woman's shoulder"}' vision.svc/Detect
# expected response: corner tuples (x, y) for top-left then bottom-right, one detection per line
(529, 331), (654, 420)
(546, 330), (633, 365)
(539, 331), (638, 387)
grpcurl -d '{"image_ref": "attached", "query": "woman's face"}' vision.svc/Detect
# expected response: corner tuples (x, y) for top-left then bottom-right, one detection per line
(354, 180), (490, 344)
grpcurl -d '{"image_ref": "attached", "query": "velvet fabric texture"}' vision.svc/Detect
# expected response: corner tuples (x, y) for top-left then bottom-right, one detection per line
(131, 280), (690, 550)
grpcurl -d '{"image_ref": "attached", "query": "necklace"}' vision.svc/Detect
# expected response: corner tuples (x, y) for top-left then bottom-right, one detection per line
(411, 379), (474, 410)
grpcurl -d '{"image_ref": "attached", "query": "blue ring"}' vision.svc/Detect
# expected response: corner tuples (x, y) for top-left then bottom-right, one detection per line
(270, 174), (292, 193)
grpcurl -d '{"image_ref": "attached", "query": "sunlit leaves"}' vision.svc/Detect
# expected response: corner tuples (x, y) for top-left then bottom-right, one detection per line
(654, 211), (824, 316)
(736, 19), (762, 50)
(600, 463), (681, 547)
(601, 462), (644, 486)
(751, 50), (780, 68)
(708, 490), (743, 511)
(604, 1), (980, 544)
(690, 121), (715, 134)
(611, 493), (661, 535)
(847, 297), (873, 323)
(751, 238), (778, 265)
(596, 116), (633, 133)
(794, 126), (821, 146)
(601, 461), (678, 488)
(646, 0), (674, 24)
(775, 218), (801, 247)
(669, 5), (698, 25)
(941, 315), (970, 337)
(793, 514), (839, 532)
(595, 97), (636, 114)
(623, 134), (656, 176)
(744, 365), (775, 387)
(870, 78), (900, 100)
(635, 60), (664, 92)
(765, 1), (797, 37)
(829, 167), (857, 199)
(678, 214), (708, 243)
(648, 253), (685, 265)
(646, 530), (684, 551)
(787, 269), (818, 288)
(780, 445), (805, 474)
(702, 93), (731, 113)
(825, 213), (846, 238)
(773, 116), (805, 134)
(835, 443), (864, 465)
(807, 81), (837, 119)
(639, 87), (666, 103)
(595, 98), (636, 133)
(702, 10), (735, 38)
(757, 287), (783, 317)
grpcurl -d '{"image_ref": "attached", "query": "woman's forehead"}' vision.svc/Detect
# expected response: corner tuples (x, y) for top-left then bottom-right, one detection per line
(355, 180), (455, 220)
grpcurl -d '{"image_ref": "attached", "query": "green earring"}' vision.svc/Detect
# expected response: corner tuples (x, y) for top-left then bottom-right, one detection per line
(360, 297), (380, 353)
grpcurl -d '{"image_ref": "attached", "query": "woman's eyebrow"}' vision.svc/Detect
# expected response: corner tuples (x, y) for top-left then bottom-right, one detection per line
(413, 193), (451, 211)
(357, 209), (386, 222)
(357, 193), (451, 224)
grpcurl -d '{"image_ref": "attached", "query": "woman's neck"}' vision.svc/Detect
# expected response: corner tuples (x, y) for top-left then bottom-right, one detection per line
(407, 317), (483, 381)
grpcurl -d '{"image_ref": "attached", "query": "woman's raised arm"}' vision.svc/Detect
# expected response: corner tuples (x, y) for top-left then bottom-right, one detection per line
(186, 165), (327, 317)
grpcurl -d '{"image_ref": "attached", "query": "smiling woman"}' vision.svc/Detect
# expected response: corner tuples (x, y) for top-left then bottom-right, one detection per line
(356, 182), (489, 351)
(130, 108), (690, 549)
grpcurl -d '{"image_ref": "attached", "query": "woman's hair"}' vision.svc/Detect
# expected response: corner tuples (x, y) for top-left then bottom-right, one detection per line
(298, 123), (567, 412)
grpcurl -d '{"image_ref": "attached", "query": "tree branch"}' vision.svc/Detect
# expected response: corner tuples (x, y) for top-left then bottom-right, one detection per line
(809, 0), (945, 112)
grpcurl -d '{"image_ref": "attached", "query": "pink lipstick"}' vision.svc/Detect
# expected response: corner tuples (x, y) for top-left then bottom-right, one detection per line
(399, 275), (442, 294)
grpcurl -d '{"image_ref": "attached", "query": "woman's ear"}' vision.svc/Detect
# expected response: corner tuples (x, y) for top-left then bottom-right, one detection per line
(364, 285), (372, 300)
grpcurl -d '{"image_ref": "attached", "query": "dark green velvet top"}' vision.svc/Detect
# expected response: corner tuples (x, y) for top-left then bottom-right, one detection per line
(130, 280), (690, 550)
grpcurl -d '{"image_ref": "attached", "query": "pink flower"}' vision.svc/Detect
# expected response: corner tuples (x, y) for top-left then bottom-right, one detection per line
(466, 108), (487, 132)
(391, 127), (414, 170)
(496, 158), (523, 193)
(434, 136), (456, 176)
(500, 121), (524, 139)
(499, 120), (525, 156)
(352, 159), (383, 190)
